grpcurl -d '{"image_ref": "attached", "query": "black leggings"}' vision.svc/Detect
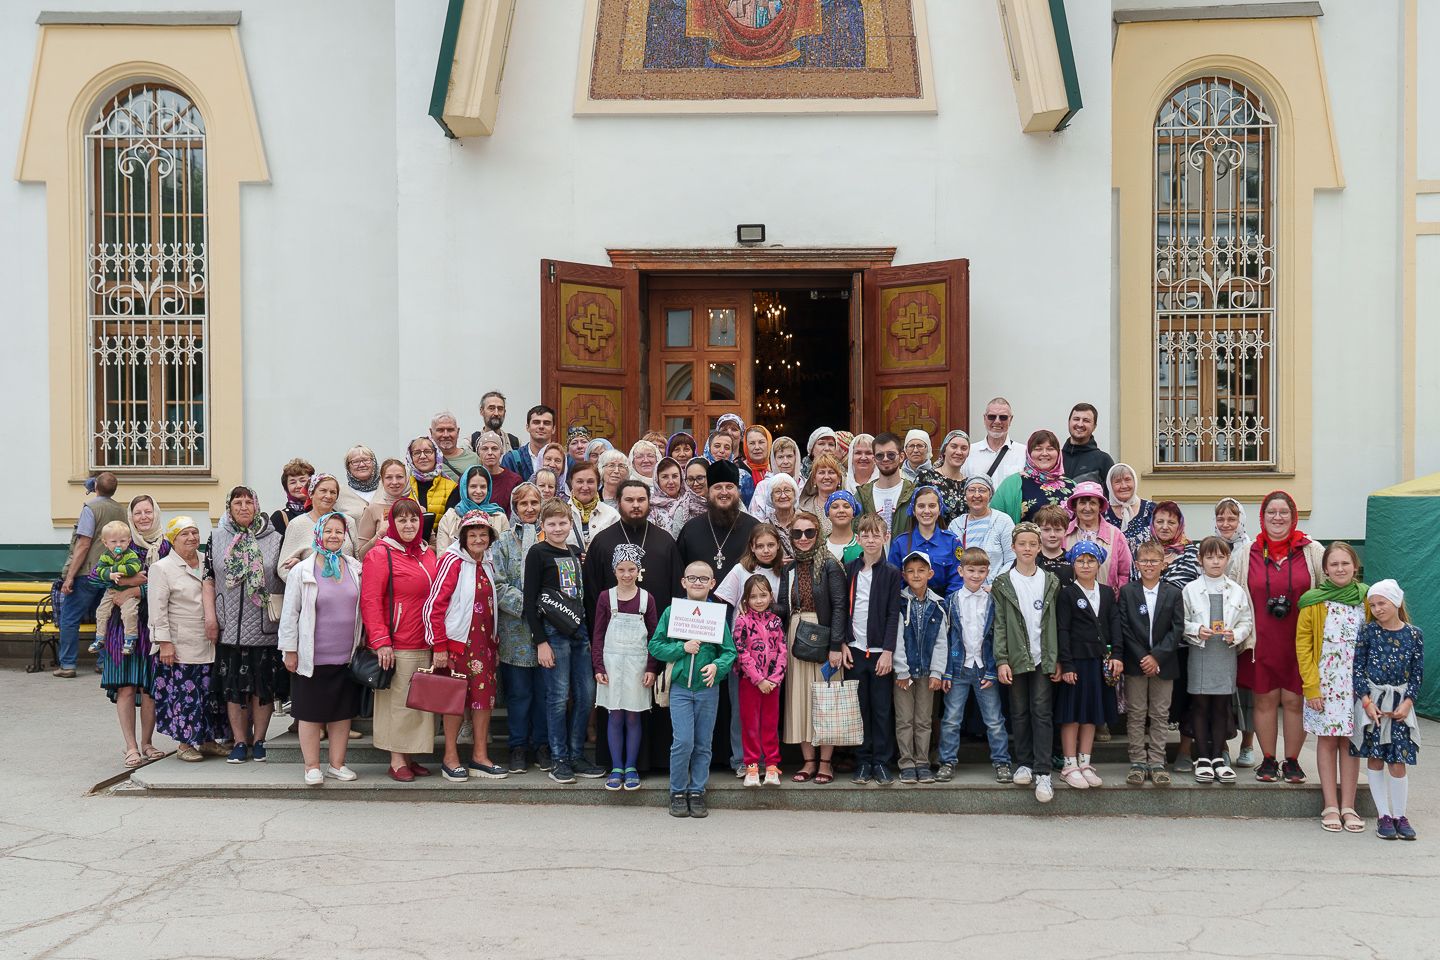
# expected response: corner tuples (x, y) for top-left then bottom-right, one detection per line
(1188, 693), (1233, 760)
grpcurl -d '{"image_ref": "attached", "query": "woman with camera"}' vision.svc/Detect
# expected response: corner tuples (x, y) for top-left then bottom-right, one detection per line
(1237, 491), (1324, 785)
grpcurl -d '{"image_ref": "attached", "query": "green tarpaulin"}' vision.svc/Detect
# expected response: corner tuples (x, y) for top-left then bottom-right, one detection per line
(1364, 473), (1440, 719)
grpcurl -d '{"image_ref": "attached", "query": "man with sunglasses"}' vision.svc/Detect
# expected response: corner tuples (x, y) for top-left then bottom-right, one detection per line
(965, 397), (1023, 486)
(856, 433), (914, 539)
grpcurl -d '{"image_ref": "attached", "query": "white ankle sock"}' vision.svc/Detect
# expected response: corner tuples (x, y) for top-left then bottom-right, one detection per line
(1389, 772), (1409, 818)
(1064, 755), (1078, 769)
(1368, 769), (1391, 818)
(1079, 752), (1091, 767)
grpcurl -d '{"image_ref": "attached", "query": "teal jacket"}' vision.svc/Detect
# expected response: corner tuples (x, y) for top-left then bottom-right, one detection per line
(649, 605), (737, 691)
(991, 568), (1061, 676)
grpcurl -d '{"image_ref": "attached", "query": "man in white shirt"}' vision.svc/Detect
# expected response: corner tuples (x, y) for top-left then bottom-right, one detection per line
(964, 397), (1023, 485)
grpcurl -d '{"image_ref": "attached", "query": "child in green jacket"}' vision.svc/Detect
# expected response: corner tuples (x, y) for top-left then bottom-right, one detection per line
(649, 560), (737, 819)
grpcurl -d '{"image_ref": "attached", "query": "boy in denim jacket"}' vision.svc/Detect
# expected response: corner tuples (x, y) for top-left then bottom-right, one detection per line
(893, 551), (949, 784)
(938, 547), (1012, 783)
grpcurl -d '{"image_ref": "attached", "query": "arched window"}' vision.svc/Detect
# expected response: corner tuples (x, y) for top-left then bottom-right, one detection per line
(1153, 76), (1274, 466)
(86, 83), (208, 470)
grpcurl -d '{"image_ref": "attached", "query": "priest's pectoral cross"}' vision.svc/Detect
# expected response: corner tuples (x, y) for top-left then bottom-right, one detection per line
(714, 550), (725, 572)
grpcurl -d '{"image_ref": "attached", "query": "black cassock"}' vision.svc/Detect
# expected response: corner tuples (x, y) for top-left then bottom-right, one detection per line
(583, 518), (684, 772)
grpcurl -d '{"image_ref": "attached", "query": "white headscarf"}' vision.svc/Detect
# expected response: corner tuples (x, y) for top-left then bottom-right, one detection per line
(844, 433), (875, 494)
(1368, 579), (1404, 610)
(1107, 463), (1142, 530)
(1213, 496), (1249, 547)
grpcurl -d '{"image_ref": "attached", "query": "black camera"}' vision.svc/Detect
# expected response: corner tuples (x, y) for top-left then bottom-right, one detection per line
(1266, 595), (1292, 619)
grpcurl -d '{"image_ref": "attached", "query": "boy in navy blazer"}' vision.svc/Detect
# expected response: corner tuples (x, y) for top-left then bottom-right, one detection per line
(1117, 540), (1186, 785)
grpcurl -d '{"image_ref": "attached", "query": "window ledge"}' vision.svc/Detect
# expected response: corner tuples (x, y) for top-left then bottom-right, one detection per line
(68, 476), (217, 487)
(1146, 469), (1292, 479)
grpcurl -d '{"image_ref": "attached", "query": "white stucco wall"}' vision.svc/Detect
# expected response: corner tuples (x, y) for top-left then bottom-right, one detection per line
(1415, 0), (1440, 481)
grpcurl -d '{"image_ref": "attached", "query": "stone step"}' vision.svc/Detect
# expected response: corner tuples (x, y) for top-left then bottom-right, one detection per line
(121, 756), (1367, 819)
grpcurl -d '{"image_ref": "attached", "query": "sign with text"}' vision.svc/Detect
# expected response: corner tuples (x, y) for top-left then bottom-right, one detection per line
(668, 600), (727, 644)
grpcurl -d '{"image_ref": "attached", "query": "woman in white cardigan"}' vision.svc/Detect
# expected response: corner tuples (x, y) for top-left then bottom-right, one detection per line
(279, 513), (364, 785)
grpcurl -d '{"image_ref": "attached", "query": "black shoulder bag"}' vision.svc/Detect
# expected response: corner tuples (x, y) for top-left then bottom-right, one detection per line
(349, 548), (396, 689)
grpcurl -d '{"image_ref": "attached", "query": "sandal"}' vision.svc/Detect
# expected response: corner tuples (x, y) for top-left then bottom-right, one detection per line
(1340, 808), (1366, 833)
(814, 761), (834, 785)
(792, 763), (817, 783)
(141, 745), (165, 760)
(1320, 806), (1342, 833)
(123, 749), (143, 768)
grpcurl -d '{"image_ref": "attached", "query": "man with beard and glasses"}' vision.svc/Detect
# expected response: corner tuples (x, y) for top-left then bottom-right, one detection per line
(470, 390), (521, 453)
(583, 479), (684, 773)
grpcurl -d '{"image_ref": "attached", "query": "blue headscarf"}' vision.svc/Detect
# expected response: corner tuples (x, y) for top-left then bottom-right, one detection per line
(312, 511), (347, 580)
(824, 490), (861, 517)
(1065, 539), (1109, 565)
(456, 464), (504, 516)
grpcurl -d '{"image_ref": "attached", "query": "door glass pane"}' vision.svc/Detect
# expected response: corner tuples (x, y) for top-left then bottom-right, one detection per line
(665, 415), (692, 436)
(708, 361), (736, 401)
(707, 308), (737, 347)
(665, 309), (692, 347)
(664, 362), (693, 401)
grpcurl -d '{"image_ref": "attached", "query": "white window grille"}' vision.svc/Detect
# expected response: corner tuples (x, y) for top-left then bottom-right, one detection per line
(1153, 76), (1275, 467)
(86, 83), (208, 471)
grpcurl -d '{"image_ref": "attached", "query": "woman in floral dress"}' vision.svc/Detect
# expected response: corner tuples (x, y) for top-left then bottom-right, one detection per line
(1295, 542), (1368, 832)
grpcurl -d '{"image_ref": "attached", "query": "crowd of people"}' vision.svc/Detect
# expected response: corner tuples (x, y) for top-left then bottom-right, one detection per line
(55, 392), (1423, 836)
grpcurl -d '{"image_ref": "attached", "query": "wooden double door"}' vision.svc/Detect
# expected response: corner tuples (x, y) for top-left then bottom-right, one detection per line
(539, 257), (970, 447)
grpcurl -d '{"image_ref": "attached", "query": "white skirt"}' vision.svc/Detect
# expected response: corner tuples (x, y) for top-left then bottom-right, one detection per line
(595, 621), (653, 713)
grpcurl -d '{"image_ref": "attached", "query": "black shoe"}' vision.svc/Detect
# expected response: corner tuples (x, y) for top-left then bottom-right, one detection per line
(851, 762), (873, 785)
(688, 791), (708, 818)
(1254, 756), (1279, 782)
(548, 761), (576, 784)
(935, 762), (955, 782)
(507, 747), (528, 774)
(669, 792), (690, 818)
(873, 765), (895, 786)
(571, 757), (607, 779)
(536, 746), (555, 772)
(1281, 758), (1306, 784)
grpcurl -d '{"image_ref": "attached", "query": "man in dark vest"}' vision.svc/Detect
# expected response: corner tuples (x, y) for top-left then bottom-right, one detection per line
(57, 472), (128, 678)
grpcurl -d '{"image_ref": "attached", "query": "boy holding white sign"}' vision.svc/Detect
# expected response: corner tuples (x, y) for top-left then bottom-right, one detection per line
(650, 561), (737, 818)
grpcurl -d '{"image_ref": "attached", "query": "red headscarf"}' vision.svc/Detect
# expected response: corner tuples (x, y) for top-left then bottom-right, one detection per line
(1257, 490), (1310, 560)
(383, 497), (428, 558)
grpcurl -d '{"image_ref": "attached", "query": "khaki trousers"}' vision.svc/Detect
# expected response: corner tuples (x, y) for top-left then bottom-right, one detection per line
(1125, 675), (1173, 766)
(893, 678), (936, 769)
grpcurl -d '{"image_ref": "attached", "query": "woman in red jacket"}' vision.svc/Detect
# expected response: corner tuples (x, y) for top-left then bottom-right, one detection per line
(424, 511), (506, 782)
(362, 497), (439, 782)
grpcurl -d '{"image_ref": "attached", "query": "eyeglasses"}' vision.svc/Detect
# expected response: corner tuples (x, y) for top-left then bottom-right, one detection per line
(790, 528), (818, 541)
(904, 442), (928, 451)
(683, 575), (712, 585)
(874, 452), (900, 461)
(985, 414), (1011, 423)
(685, 476), (707, 486)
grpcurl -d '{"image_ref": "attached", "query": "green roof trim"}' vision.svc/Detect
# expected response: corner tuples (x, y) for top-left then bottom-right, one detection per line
(1049, 0), (1082, 130)
(429, 0), (465, 140)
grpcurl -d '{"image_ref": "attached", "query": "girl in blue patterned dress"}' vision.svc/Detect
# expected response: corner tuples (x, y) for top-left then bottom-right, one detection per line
(1351, 579), (1423, 841)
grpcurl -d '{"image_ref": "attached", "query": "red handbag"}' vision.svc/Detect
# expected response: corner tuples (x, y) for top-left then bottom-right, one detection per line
(405, 666), (467, 717)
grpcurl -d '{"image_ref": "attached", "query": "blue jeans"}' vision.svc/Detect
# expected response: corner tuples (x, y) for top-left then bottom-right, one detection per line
(58, 578), (103, 669)
(500, 662), (548, 750)
(669, 684), (720, 794)
(939, 664), (1011, 766)
(540, 623), (595, 764)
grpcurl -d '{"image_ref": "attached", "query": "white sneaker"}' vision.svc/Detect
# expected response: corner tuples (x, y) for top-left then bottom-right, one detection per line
(303, 767), (324, 786)
(325, 765), (358, 781)
(1035, 774), (1054, 803)
(743, 764), (760, 788)
(763, 766), (780, 787)
(1234, 747), (1256, 768)
(1012, 765), (1034, 786)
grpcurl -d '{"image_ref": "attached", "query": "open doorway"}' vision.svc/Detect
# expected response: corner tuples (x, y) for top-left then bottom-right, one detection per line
(751, 287), (851, 442)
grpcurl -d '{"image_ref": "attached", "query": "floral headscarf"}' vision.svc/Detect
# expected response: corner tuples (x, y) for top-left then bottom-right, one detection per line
(1150, 500), (1189, 550)
(1021, 437), (1069, 494)
(456, 464), (504, 516)
(128, 494), (166, 557)
(312, 511), (347, 580)
(220, 485), (269, 607)
(406, 436), (440, 483)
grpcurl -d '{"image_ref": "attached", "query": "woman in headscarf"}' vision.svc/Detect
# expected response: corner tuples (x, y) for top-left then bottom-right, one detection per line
(801, 427), (838, 480)
(426, 511), (507, 781)
(739, 425), (772, 508)
(798, 454), (845, 536)
(1238, 490), (1324, 785)
(1063, 481), (1134, 592)
(915, 429), (970, 524)
(280, 474), (357, 571)
(834, 430), (854, 462)
(751, 435), (801, 523)
(336, 444), (380, 521)
(900, 429), (933, 483)
(566, 425), (592, 463)
(361, 497), (440, 782)
(993, 429), (1076, 523)
(1104, 463), (1155, 558)
(666, 459), (710, 537)
(357, 458), (411, 559)
(648, 457), (686, 533)
(278, 512), (364, 785)
(843, 433), (876, 494)
(628, 439), (661, 487)
(585, 438), (615, 462)
(776, 510), (849, 784)
(101, 494), (168, 767)
(406, 436), (458, 544)
(597, 448), (630, 507)
(209, 485), (287, 763)
(765, 473), (801, 557)
(665, 431), (696, 466)
(491, 482), (551, 772)
(948, 475), (1015, 583)
(1150, 501), (1200, 588)
(437, 464), (510, 551)
(714, 413), (745, 460)
(823, 491), (864, 565)
(150, 516), (223, 762)
(270, 458), (314, 536)
(474, 430), (522, 515)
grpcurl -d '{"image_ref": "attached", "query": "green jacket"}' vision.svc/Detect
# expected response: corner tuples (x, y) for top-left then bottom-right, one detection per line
(649, 605), (737, 691)
(991, 568), (1061, 675)
(856, 478), (915, 539)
